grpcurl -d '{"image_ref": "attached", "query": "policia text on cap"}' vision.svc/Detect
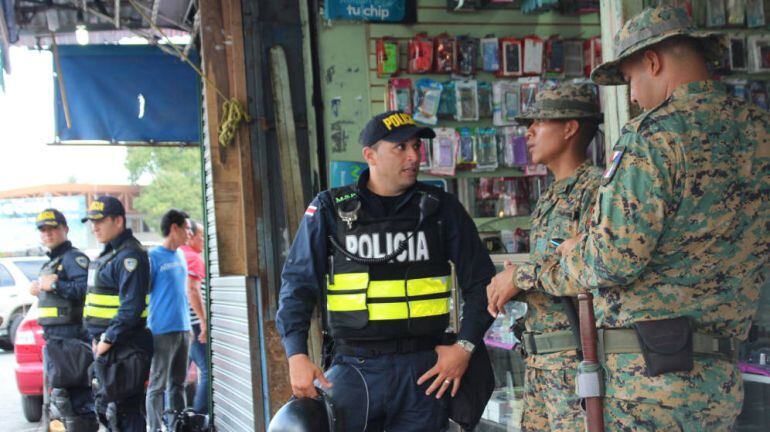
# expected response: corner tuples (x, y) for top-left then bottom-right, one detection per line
(275, 111), (496, 431)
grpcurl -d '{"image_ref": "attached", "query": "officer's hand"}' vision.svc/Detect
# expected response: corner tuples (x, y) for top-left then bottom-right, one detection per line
(96, 341), (112, 356)
(418, 344), (471, 399)
(288, 354), (332, 398)
(556, 236), (580, 257)
(486, 262), (519, 318)
(39, 274), (58, 291)
(29, 281), (41, 296)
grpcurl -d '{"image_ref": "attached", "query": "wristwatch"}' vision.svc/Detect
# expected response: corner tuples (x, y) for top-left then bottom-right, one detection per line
(456, 339), (475, 354)
(50, 281), (58, 292)
(99, 333), (113, 344)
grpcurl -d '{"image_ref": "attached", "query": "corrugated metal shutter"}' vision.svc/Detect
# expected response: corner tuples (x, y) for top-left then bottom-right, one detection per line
(203, 89), (259, 431)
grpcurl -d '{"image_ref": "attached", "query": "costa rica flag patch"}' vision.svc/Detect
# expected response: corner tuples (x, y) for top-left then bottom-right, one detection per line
(305, 205), (318, 217)
(602, 147), (625, 185)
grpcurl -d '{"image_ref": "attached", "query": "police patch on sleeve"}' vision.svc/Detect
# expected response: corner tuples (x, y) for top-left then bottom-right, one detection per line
(602, 146), (625, 186)
(123, 258), (138, 272)
(75, 256), (89, 269)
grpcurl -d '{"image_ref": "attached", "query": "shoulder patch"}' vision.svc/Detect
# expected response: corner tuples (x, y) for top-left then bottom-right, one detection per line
(602, 147), (625, 186)
(75, 256), (89, 269)
(304, 205), (318, 217)
(123, 257), (138, 272)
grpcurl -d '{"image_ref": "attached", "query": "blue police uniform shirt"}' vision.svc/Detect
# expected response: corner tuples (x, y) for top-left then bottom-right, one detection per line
(87, 228), (151, 345)
(148, 246), (191, 335)
(276, 169), (496, 358)
(42, 241), (89, 338)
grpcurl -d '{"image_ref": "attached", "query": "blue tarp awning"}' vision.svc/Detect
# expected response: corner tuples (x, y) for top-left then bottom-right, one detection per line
(54, 45), (201, 143)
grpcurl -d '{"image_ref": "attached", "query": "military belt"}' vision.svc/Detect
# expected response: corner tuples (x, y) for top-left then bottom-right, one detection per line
(597, 329), (739, 362)
(522, 330), (579, 355)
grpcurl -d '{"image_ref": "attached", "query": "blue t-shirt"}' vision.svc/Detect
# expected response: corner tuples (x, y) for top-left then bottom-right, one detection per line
(148, 246), (191, 334)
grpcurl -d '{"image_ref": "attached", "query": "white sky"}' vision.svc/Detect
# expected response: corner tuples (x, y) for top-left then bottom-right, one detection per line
(0, 46), (130, 192)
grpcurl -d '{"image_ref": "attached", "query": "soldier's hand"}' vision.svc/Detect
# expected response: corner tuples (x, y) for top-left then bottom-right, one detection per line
(29, 281), (41, 296)
(556, 236), (580, 257)
(39, 274), (58, 291)
(486, 264), (519, 318)
(288, 354), (332, 398)
(418, 344), (471, 398)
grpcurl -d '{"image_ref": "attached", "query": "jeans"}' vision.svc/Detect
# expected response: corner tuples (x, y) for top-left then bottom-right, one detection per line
(189, 323), (210, 414)
(146, 331), (191, 432)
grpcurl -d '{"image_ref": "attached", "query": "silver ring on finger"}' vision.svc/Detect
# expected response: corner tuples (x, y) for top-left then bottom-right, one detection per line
(443, 378), (452, 386)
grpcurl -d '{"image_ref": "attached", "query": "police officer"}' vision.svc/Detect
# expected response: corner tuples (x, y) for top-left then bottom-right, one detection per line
(81, 196), (152, 432)
(539, 6), (768, 430)
(30, 209), (99, 431)
(276, 110), (496, 431)
(485, 83), (603, 431)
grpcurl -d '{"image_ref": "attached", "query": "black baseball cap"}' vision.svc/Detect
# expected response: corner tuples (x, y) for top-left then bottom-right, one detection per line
(359, 110), (436, 147)
(36, 208), (67, 229)
(81, 196), (126, 223)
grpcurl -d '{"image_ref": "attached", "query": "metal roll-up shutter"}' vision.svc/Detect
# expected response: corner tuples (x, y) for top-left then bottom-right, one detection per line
(202, 86), (260, 431)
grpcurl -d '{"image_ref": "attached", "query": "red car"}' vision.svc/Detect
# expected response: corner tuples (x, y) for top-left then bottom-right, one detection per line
(14, 301), (199, 423)
(13, 301), (45, 422)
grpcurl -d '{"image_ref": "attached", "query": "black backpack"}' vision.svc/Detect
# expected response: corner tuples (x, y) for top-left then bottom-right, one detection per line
(166, 409), (210, 432)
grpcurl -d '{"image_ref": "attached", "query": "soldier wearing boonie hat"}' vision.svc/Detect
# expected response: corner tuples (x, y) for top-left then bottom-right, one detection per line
(535, 5), (770, 430)
(590, 5), (726, 86)
(486, 82), (604, 431)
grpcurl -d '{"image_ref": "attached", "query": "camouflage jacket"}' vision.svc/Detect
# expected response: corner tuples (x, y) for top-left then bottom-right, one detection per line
(548, 80), (770, 341)
(514, 161), (602, 369)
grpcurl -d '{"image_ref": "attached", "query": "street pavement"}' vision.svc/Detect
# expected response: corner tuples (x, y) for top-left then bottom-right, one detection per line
(0, 349), (41, 430)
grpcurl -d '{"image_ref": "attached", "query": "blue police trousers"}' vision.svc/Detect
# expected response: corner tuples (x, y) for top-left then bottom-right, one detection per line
(324, 349), (448, 432)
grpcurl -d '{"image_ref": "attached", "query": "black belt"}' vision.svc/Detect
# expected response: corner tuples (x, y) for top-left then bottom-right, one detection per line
(335, 336), (442, 357)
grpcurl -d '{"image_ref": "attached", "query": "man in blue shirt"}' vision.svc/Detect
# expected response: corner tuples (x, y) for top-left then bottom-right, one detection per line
(276, 111), (496, 431)
(146, 209), (192, 432)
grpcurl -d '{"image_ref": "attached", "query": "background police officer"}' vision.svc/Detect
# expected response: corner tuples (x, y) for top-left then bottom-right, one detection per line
(486, 83), (603, 431)
(549, 6), (769, 430)
(276, 110), (496, 431)
(30, 208), (98, 431)
(82, 196), (152, 432)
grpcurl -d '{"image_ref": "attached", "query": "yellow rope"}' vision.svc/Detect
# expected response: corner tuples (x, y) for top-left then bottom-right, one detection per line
(125, 0), (250, 149)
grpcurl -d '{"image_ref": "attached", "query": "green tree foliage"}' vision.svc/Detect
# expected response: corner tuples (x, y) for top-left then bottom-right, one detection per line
(125, 147), (203, 232)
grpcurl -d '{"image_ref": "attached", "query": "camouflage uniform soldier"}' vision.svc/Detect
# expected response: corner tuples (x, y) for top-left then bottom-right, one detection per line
(546, 6), (770, 430)
(486, 83), (603, 431)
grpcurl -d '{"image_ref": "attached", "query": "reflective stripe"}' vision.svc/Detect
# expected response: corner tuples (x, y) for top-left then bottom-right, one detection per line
(84, 305), (118, 319)
(86, 293), (120, 306)
(327, 293), (367, 311)
(38, 307), (59, 318)
(328, 273), (369, 291)
(369, 276), (449, 298)
(368, 298), (450, 320)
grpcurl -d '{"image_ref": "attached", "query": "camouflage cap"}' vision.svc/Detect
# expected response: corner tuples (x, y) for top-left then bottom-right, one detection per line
(591, 6), (726, 86)
(515, 82), (602, 124)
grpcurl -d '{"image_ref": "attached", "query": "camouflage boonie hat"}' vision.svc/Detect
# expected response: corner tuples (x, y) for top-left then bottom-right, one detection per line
(515, 82), (602, 125)
(591, 6), (726, 86)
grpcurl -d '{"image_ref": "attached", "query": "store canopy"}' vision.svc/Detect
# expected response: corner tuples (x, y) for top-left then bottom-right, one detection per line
(54, 44), (201, 144)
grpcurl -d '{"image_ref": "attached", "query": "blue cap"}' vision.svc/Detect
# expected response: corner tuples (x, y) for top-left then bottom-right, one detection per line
(359, 111), (436, 147)
(36, 208), (67, 229)
(81, 196), (126, 223)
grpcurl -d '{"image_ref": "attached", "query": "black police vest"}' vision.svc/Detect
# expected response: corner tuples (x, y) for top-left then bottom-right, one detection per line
(84, 238), (148, 330)
(37, 254), (84, 326)
(325, 185), (452, 341)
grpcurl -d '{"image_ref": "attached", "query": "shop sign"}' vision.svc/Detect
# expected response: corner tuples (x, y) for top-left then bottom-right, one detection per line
(324, 0), (408, 22)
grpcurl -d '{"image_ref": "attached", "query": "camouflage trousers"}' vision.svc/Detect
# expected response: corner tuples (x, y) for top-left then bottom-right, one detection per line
(602, 353), (743, 432)
(521, 366), (583, 432)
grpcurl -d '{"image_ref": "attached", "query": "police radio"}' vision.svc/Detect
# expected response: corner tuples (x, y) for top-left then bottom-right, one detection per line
(328, 192), (441, 265)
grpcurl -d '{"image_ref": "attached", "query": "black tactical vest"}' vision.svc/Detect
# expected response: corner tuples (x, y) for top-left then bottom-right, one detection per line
(325, 184), (452, 341)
